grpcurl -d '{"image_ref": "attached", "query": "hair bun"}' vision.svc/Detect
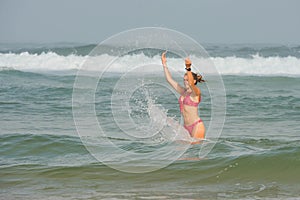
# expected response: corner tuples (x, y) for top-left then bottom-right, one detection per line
(197, 74), (205, 83)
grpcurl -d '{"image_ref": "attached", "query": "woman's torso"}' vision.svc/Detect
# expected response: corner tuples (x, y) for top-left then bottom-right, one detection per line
(178, 91), (201, 125)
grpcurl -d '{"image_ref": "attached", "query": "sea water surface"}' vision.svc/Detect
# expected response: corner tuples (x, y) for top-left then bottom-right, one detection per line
(1, 43), (300, 199)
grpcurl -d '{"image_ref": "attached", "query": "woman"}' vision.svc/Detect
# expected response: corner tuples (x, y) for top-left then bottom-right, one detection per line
(161, 51), (206, 140)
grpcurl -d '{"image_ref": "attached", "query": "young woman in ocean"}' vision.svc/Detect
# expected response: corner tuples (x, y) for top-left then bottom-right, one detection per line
(161, 51), (206, 140)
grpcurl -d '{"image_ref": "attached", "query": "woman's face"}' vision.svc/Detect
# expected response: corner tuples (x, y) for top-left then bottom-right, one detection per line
(183, 75), (189, 89)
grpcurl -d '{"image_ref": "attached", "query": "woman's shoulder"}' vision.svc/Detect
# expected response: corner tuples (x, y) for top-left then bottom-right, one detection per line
(180, 89), (187, 96)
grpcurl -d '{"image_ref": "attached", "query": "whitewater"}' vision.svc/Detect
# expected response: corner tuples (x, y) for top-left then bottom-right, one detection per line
(1, 43), (300, 76)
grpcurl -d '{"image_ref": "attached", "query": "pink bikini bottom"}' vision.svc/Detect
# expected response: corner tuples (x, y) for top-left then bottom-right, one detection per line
(184, 119), (203, 136)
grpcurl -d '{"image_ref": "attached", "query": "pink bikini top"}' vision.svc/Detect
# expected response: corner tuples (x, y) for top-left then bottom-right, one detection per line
(178, 91), (201, 112)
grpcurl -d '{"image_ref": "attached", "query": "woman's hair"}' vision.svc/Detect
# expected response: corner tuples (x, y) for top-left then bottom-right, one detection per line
(188, 72), (205, 85)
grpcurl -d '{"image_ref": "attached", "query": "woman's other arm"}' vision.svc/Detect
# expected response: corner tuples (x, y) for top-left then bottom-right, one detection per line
(162, 52), (185, 95)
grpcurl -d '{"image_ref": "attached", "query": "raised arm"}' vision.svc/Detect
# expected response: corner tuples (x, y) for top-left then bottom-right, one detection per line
(185, 58), (201, 99)
(161, 52), (185, 95)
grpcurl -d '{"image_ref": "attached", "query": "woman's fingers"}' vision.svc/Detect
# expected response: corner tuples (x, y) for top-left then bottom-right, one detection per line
(161, 51), (167, 64)
(185, 57), (192, 65)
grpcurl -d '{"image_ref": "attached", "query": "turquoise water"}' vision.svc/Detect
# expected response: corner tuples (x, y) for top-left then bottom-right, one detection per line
(1, 44), (300, 199)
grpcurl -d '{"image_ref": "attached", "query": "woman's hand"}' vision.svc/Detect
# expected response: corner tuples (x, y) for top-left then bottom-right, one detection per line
(185, 57), (192, 71)
(161, 51), (167, 67)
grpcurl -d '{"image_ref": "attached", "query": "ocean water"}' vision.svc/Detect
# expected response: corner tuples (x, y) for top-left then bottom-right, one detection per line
(1, 43), (300, 199)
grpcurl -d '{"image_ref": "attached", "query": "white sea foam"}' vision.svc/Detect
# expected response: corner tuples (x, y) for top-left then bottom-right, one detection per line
(1, 52), (300, 76)
(211, 54), (300, 76)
